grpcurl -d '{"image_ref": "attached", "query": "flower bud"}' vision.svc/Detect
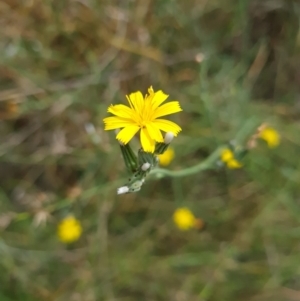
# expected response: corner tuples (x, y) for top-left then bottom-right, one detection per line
(164, 132), (174, 144)
(141, 162), (151, 171)
(117, 186), (129, 194)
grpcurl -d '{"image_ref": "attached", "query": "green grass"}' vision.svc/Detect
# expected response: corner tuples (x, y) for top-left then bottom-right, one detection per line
(1, 1), (300, 300)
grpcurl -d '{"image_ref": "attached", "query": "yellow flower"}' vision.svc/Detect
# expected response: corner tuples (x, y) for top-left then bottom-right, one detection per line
(221, 149), (234, 162)
(226, 158), (242, 169)
(173, 207), (196, 231)
(220, 148), (242, 169)
(57, 216), (82, 243)
(158, 147), (175, 166)
(103, 86), (182, 153)
(259, 127), (280, 148)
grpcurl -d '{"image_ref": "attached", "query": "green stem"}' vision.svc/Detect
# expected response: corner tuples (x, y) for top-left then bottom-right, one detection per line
(234, 116), (261, 145)
(150, 147), (223, 178)
(150, 116), (260, 179)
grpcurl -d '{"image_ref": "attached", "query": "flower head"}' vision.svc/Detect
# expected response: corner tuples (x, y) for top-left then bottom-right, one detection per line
(158, 147), (175, 166)
(226, 158), (242, 169)
(173, 207), (196, 231)
(103, 86), (182, 153)
(259, 127), (280, 148)
(57, 216), (82, 243)
(221, 148), (242, 169)
(221, 149), (234, 162)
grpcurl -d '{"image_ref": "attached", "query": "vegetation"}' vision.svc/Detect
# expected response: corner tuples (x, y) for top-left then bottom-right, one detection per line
(1, 1), (300, 300)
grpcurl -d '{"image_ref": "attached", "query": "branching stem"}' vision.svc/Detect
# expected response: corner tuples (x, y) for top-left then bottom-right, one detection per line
(150, 116), (260, 179)
(150, 147), (222, 178)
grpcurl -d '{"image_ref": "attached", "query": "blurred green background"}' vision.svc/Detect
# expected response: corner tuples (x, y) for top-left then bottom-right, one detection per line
(1, 0), (300, 300)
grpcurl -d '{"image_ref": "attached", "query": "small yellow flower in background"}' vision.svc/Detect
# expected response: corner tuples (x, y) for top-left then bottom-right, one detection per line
(259, 127), (280, 148)
(221, 149), (234, 162)
(173, 207), (196, 231)
(158, 147), (175, 166)
(57, 216), (82, 243)
(103, 86), (182, 153)
(226, 158), (242, 169)
(220, 148), (242, 169)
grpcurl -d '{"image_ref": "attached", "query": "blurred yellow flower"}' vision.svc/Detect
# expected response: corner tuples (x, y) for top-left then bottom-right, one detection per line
(158, 147), (175, 166)
(220, 148), (242, 169)
(103, 86), (182, 153)
(221, 149), (234, 162)
(226, 158), (242, 169)
(173, 207), (196, 231)
(259, 127), (280, 148)
(57, 216), (82, 243)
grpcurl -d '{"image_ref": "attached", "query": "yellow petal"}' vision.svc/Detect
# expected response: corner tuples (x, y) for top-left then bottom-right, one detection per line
(259, 127), (280, 148)
(103, 116), (135, 130)
(108, 104), (134, 119)
(152, 101), (182, 119)
(142, 96), (154, 121)
(116, 125), (140, 144)
(140, 127), (155, 152)
(153, 119), (182, 135)
(127, 91), (144, 115)
(151, 90), (169, 110)
(146, 123), (164, 142)
(148, 86), (154, 94)
(145, 86), (155, 101)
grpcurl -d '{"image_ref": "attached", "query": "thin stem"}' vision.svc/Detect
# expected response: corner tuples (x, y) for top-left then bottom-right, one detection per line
(150, 147), (223, 178)
(150, 116), (260, 179)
